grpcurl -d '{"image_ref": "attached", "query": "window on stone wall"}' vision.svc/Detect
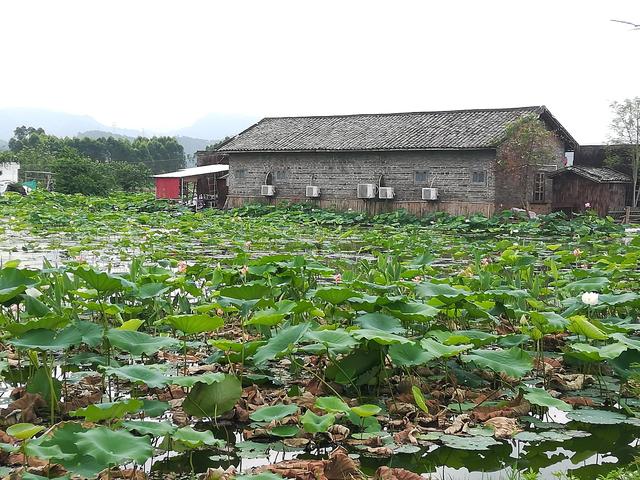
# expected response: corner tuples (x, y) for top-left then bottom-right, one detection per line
(472, 170), (487, 185)
(274, 170), (287, 182)
(414, 171), (429, 184)
(235, 169), (246, 181)
(533, 172), (546, 203)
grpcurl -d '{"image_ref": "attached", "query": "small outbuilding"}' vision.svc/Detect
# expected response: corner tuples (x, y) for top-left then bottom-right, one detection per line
(0, 162), (20, 194)
(153, 164), (229, 208)
(548, 166), (631, 216)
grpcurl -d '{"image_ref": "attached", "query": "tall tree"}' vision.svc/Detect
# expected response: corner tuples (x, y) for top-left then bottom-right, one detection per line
(608, 97), (640, 207)
(497, 115), (560, 211)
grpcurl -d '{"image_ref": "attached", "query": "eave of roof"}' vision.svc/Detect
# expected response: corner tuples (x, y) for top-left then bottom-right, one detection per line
(217, 106), (577, 154)
(547, 166), (631, 183)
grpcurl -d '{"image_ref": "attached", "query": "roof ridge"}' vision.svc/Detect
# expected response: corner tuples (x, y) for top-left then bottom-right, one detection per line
(261, 106), (543, 121)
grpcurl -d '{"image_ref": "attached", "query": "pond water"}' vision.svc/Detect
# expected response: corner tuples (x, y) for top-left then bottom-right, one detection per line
(145, 420), (640, 479)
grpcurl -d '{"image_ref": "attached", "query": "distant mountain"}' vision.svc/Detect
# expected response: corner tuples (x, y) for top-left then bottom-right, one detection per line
(0, 139), (7, 151)
(77, 130), (135, 141)
(0, 108), (258, 153)
(174, 136), (212, 156)
(0, 108), (143, 139)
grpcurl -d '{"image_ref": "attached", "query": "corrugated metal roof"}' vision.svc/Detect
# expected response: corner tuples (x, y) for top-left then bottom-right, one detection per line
(548, 166), (631, 183)
(153, 164), (229, 178)
(217, 106), (575, 152)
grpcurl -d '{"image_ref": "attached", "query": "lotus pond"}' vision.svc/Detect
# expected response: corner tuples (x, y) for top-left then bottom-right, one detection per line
(0, 191), (639, 480)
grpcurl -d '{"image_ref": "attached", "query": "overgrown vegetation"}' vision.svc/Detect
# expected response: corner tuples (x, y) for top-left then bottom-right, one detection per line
(0, 126), (188, 195)
(0, 193), (638, 479)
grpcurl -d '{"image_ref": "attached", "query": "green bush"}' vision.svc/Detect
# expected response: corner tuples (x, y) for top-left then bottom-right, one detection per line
(52, 156), (115, 196)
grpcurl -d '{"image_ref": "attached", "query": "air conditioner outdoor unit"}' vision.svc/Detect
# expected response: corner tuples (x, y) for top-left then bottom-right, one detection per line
(357, 183), (377, 199)
(306, 185), (320, 198)
(378, 187), (395, 199)
(261, 185), (275, 196)
(422, 187), (438, 201)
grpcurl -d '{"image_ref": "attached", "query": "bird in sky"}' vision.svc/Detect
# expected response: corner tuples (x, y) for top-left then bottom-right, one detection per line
(611, 19), (640, 30)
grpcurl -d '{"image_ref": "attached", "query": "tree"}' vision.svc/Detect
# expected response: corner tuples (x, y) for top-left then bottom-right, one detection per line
(52, 156), (115, 196)
(497, 115), (560, 211)
(110, 161), (152, 192)
(608, 98), (640, 207)
(8, 126), (46, 152)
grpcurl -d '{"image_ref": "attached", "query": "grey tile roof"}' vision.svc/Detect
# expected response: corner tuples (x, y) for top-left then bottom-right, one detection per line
(548, 166), (631, 183)
(217, 106), (575, 152)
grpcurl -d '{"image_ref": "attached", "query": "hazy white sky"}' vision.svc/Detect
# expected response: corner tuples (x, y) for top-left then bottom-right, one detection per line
(1, 0), (639, 143)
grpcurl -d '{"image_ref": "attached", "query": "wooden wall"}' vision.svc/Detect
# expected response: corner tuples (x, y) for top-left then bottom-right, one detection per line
(225, 195), (495, 217)
(552, 174), (627, 216)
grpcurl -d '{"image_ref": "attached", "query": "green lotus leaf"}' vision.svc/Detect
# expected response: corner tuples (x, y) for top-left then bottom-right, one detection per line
(183, 374), (242, 418)
(313, 286), (362, 305)
(389, 342), (437, 366)
(9, 327), (82, 351)
(137, 282), (171, 299)
(439, 433), (500, 450)
(351, 328), (411, 345)
(384, 301), (439, 322)
(522, 387), (571, 411)
(415, 282), (470, 299)
(164, 314), (224, 335)
(315, 396), (350, 413)
(107, 329), (179, 356)
(117, 319), (144, 331)
(350, 404), (381, 418)
(220, 284), (272, 300)
(269, 425), (300, 437)
(568, 315), (608, 340)
(141, 399), (170, 417)
(462, 347), (533, 379)
(610, 333), (640, 351)
(252, 324), (309, 365)
(7, 423), (44, 440)
(72, 267), (134, 293)
(421, 338), (474, 357)
(71, 398), (143, 422)
(564, 277), (609, 293)
(354, 313), (405, 334)
(172, 426), (224, 448)
(302, 328), (358, 354)
(301, 410), (335, 434)
(169, 372), (226, 388)
(514, 431), (545, 442)
(569, 342), (627, 361)
(567, 408), (628, 425)
(103, 364), (169, 388)
(235, 473), (285, 480)
(120, 420), (177, 437)
(412, 386), (429, 414)
(0, 268), (38, 303)
(250, 404), (299, 422)
(75, 426), (153, 466)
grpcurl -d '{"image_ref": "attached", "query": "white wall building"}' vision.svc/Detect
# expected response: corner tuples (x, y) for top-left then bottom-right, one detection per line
(0, 162), (20, 194)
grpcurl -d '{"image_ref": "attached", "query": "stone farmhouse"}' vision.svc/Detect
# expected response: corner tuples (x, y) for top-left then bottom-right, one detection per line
(215, 106), (578, 217)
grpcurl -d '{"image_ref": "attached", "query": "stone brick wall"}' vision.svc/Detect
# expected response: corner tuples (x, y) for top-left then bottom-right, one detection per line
(227, 150), (496, 204)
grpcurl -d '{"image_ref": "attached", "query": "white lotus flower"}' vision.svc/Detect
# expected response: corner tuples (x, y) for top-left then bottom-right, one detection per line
(581, 292), (599, 306)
